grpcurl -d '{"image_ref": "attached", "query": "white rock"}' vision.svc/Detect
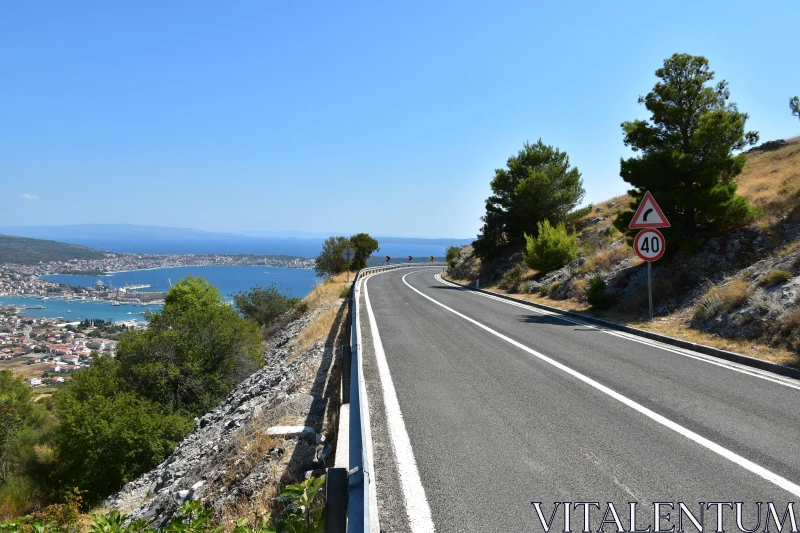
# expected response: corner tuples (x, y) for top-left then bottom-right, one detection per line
(267, 425), (316, 438)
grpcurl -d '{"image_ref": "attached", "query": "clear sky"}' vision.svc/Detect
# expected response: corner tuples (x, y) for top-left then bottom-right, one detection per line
(2, 1), (798, 238)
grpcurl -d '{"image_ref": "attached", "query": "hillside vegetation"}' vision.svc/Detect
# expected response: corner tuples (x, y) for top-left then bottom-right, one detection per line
(448, 137), (800, 367)
(0, 235), (106, 265)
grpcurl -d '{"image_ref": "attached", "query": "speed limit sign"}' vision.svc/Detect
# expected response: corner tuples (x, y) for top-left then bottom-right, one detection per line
(634, 229), (665, 262)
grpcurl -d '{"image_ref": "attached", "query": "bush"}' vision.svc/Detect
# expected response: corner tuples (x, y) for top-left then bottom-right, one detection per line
(498, 264), (525, 292)
(445, 246), (461, 269)
(524, 220), (578, 273)
(759, 269), (793, 287)
(585, 275), (611, 309)
(234, 284), (295, 328)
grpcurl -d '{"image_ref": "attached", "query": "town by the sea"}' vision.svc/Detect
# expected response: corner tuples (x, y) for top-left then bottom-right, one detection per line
(1, 266), (321, 323)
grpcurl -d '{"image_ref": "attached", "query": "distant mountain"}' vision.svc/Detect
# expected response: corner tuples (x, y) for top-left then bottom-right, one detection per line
(0, 234), (106, 265)
(0, 224), (247, 241)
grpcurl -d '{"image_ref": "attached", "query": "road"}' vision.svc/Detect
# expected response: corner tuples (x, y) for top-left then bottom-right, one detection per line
(359, 268), (800, 533)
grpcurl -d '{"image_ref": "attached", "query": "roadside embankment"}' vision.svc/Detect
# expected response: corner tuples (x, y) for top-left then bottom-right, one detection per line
(104, 274), (350, 528)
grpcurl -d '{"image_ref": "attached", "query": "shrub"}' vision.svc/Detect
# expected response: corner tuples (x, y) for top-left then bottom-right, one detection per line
(693, 279), (751, 321)
(499, 264), (526, 292)
(781, 308), (800, 331)
(445, 246), (461, 269)
(524, 221), (578, 273)
(338, 285), (351, 298)
(759, 269), (793, 287)
(585, 275), (611, 309)
(234, 284), (296, 328)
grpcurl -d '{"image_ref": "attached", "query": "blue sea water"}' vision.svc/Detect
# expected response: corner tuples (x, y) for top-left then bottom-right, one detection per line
(38, 237), (467, 258)
(41, 265), (321, 300)
(0, 266), (321, 323)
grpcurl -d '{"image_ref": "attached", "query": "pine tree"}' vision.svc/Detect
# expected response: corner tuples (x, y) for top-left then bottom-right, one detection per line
(613, 54), (759, 250)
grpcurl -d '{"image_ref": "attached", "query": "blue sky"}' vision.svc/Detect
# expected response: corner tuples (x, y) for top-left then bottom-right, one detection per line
(2, 1), (798, 238)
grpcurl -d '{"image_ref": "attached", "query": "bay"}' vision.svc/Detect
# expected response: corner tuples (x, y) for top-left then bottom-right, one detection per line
(0, 266), (321, 323)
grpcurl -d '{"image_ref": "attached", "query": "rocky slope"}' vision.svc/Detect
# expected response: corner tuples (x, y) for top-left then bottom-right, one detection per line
(104, 298), (345, 527)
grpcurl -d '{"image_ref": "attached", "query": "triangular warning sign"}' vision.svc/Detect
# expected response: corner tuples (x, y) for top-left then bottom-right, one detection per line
(629, 191), (670, 229)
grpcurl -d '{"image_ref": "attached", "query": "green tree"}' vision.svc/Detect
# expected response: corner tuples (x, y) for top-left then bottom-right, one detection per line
(116, 276), (263, 414)
(474, 140), (584, 259)
(348, 233), (380, 271)
(445, 246), (461, 268)
(0, 371), (36, 486)
(53, 364), (192, 503)
(0, 372), (55, 517)
(523, 220), (578, 273)
(791, 96), (800, 121)
(613, 54), (759, 249)
(234, 284), (296, 328)
(314, 234), (380, 276)
(314, 236), (351, 277)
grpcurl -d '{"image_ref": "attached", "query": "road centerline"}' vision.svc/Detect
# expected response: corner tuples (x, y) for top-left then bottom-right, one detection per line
(401, 270), (800, 498)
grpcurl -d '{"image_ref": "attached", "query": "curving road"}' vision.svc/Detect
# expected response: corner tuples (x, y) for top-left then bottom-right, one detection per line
(359, 268), (800, 533)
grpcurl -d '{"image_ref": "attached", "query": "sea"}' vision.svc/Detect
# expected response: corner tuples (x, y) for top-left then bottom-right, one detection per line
(42, 237), (465, 258)
(1, 266), (321, 323)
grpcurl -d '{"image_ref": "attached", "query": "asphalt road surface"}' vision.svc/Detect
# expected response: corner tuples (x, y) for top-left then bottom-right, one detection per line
(359, 268), (800, 533)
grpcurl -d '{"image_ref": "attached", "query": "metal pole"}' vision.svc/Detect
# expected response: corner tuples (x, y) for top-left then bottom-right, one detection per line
(648, 261), (653, 322)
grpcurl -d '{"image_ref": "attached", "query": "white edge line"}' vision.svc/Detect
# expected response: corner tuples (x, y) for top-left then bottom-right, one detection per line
(404, 272), (800, 498)
(434, 274), (800, 391)
(353, 277), (380, 533)
(364, 272), (437, 532)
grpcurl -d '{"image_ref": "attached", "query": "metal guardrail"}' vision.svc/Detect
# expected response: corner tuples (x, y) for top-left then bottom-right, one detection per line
(327, 263), (447, 533)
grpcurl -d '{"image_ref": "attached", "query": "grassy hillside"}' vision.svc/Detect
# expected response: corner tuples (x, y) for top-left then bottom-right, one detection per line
(0, 234), (106, 264)
(447, 137), (800, 366)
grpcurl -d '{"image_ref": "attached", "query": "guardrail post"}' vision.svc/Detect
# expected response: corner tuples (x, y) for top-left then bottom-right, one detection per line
(325, 467), (348, 533)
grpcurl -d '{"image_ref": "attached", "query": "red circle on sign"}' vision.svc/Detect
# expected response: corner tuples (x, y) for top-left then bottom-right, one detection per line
(634, 229), (666, 262)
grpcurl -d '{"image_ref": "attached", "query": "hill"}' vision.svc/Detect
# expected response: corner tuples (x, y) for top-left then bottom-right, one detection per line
(0, 234), (106, 264)
(447, 137), (800, 367)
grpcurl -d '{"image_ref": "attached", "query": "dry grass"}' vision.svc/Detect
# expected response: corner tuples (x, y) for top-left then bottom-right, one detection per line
(303, 273), (348, 312)
(583, 244), (634, 274)
(693, 279), (750, 321)
(295, 307), (341, 355)
(225, 418), (281, 485)
(737, 137), (800, 224)
(759, 269), (793, 287)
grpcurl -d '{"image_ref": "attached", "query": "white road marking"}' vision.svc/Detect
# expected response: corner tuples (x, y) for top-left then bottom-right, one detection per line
(434, 274), (800, 391)
(402, 272), (800, 498)
(364, 274), (436, 532)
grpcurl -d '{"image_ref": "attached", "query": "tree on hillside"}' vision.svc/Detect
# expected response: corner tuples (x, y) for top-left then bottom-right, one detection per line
(315, 236), (351, 277)
(473, 140), (584, 259)
(315, 233), (380, 276)
(234, 283), (298, 328)
(53, 358), (193, 503)
(116, 276), (263, 414)
(791, 96), (800, 121)
(349, 233), (380, 271)
(613, 54), (759, 250)
(0, 371), (54, 514)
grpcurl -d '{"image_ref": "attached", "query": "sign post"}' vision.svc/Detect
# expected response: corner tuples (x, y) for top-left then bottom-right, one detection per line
(342, 247), (355, 285)
(629, 191), (670, 322)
